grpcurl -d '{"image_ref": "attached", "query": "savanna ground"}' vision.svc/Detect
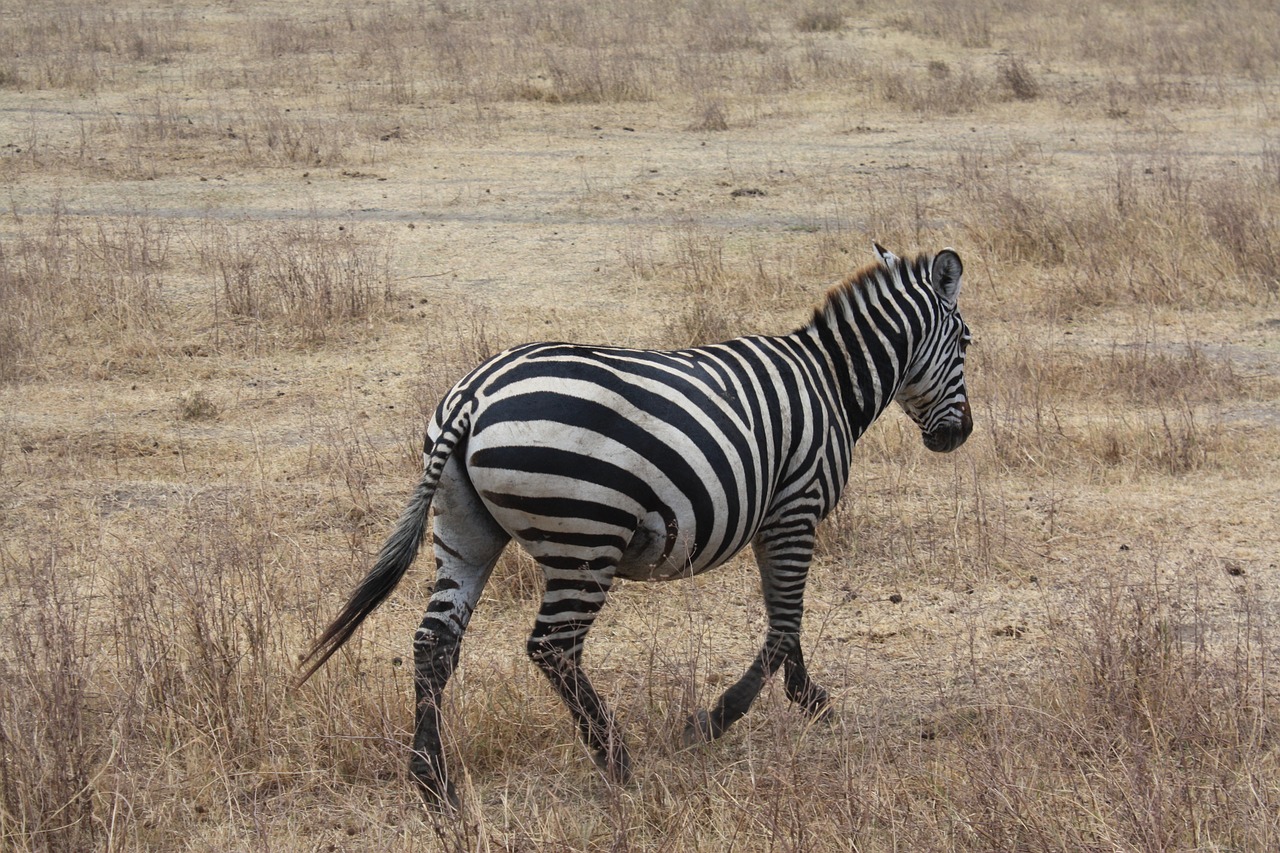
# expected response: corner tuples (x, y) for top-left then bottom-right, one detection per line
(2, 1), (1279, 850)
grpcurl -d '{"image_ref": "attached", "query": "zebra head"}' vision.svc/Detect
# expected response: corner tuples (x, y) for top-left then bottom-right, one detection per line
(881, 244), (973, 453)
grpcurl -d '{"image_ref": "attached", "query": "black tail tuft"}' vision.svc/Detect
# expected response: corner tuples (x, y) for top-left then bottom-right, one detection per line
(295, 440), (448, 686)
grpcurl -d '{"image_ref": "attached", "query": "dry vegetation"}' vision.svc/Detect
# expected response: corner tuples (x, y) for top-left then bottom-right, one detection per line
(2, 0), (1279, 850)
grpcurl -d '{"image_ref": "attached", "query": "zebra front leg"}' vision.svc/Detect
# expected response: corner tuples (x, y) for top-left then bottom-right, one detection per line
(753, 522), (831, 722)
(682, 637), (831, 744)
(526, 562), (631, 783)
(682, 630), (795, 744)
(684, 523), (830, 744)
(782, 641), (832, 722)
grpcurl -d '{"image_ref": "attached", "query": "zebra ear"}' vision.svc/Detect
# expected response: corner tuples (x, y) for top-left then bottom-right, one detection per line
(931, 248), (963, 309)
(873, 242), (898, 267)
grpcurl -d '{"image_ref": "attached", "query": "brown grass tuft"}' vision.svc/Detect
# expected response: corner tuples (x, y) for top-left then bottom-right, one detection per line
(202, 220), (394, 349)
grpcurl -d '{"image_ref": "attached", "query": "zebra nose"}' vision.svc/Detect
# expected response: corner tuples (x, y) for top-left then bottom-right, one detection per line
(922, 401), (972, 453)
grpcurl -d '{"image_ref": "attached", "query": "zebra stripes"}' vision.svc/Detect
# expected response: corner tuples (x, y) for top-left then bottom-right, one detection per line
(300, 243), (973, 808)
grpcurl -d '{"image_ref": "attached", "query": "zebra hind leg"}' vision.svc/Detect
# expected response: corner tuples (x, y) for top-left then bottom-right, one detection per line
(411, 614), (463, 809)
(410, 459), (509, 810)
(525, 561), (631, 783)
(411, 550), (509, 808)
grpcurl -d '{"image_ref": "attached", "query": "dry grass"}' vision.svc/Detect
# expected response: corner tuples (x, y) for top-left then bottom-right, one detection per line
(3, 0), (1279, 850)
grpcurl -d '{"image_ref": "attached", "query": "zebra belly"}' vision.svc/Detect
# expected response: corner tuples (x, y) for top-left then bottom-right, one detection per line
(614, 510), (706, 581)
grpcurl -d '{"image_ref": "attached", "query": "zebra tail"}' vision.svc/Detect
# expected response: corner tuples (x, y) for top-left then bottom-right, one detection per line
(295, 404), (471, 686)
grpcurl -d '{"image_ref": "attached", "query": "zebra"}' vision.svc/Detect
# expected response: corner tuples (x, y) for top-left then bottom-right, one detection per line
(299, 243), (973, 808)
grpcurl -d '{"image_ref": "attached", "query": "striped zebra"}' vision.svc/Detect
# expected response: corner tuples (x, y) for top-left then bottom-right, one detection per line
(299, 243), (973, 808)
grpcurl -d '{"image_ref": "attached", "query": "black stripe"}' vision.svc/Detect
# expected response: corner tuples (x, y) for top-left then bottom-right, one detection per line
(515, 527), (628, 552)
(472, 446), (660, 510)
(480, 490), (636, 531)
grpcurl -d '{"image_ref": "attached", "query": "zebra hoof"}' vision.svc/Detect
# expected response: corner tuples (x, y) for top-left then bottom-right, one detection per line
(415, 778), (459, 813)
(593, 744), (633, 785)
(803, 688), (834, 723)
(681, 709), (717, 747)
(410, 760), (459, 812)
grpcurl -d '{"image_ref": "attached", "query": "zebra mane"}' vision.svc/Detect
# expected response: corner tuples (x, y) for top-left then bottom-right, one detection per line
(805, 254), (919, 331)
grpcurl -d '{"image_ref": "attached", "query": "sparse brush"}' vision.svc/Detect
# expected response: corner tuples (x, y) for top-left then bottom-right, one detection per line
(875, 60), (990, 114)
(203, 220), (393, 348)
(658, 224), (759, 346)
(887, 0), (992, 49)
(1087, 399), (1223, 477)
(795, 7), (844, 34)
(0, 542), (101, 853)
(997, 56), (1039, 101)
(689, 98), (730, 132)
(0, 209), (174, 380)
(177, 389), (220, 421)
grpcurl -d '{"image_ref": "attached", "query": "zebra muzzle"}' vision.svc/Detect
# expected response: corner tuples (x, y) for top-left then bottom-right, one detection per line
(922, 401), (972, 453)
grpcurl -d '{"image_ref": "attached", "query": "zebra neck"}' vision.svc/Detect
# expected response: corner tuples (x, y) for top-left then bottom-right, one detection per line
(801, 282), (914, 434)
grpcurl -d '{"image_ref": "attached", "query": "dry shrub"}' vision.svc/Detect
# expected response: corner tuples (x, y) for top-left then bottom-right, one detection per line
(1066, 0), (1280, 83)
(0, 4), (191, 93)
(1201, 167), (1280, 298)
(875, 60), (989, 114)
(203, 220), (393, 348)
(997, 55), (1039, 101)
(98, 495), (407, 844)
(816, 415), (1025, 587)
(0, 222), (53, 381)
(511, 48), (657, 104)
(687, 0), (767, 54)
(1086, 401), (1222, 477)
(795, 5), (845, 33)
(885, 0), (992, 49)
(980, 345), (1232, 479)
(955, 149), (1279, 312)
(410, 302), (509, 435)
(977, 321), (1247, 412)
(945, 568), (1276, 850)
(1096, 340), (1245, 405)
(689, 98), (731, 132)
(238, 101), (356, 166)
(0, 542), (100, 853)
(659, 224), (753, 347)
(112, 96), (362, 173)
(0, 63), (22, 88)
(0, 209), (172, 380)
(176, 389), (220, 422)
(981, 408), (1069, 477)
